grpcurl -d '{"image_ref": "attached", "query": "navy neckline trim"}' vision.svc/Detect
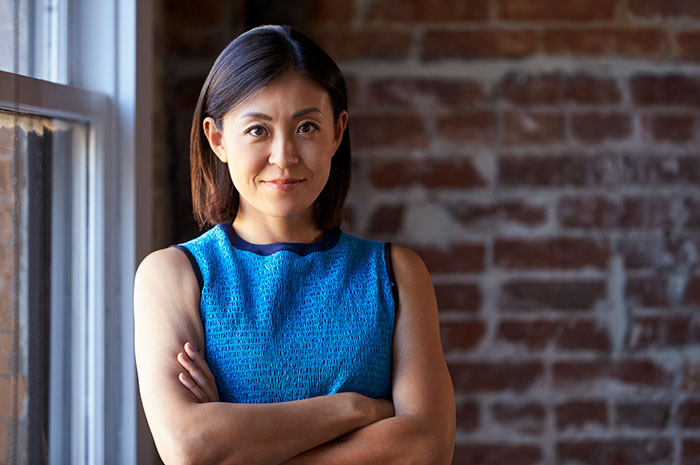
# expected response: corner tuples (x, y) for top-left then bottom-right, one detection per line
(220, 223), (342, 256)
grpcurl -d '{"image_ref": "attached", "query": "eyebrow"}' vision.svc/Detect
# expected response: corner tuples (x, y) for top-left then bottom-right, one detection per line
(240, 107), (322, 121)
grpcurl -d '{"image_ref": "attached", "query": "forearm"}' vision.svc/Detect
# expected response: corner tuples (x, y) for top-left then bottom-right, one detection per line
(153, 392), (382, 465)
(280, 414), (455, 465)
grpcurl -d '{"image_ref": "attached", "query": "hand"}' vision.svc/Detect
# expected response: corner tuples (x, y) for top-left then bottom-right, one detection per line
(176, 342), (220, 403)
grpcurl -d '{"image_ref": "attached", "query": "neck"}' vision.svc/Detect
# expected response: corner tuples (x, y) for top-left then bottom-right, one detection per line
(232, 209), (324, 245)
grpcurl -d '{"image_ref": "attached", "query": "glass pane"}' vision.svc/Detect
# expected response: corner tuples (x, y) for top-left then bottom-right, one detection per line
(0, 110), (88, 464)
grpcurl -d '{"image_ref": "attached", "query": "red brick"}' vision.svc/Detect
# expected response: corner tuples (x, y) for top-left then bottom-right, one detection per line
(171, 78), (205, 112)
(308, 0), (354, 24)
(685, 198), (700, 228)
(165, 0), (227, 27)
(558, 196), (674, 229)
(445, 201), (547, 228)
(503, 111), (565, 145)
(499, 154), (616, 187)
(678, 399), (700, 428)
(500, 280), (606, 311)
(621, 155), (700, 185)
(557, 439), (673, 465)
(370, 158), (486, 189)
(435, 283), (481, 313)
(494, 238), (610, 270)
(352, 114), (427, 149)
(626, 277), (669, 307)
(687, 276), (700, 306)
(684, 439), (700, 465)
(642, 113), (697, 143)
(615, 401), (670, 429)
(630, 74), (700, 106)
(630, 0), (700, 18)
(414, 244), (485, 273)
(491, 401), (545, 434)
(315, 29), (412, 61)
(544, 28), (670, 58)
(556, 400), (608, 429)
(498, 0), (617, 21)
(456, 398), (479, 432)
(683, 363), (700, 392)
(440, 320), (486, 351)
(499, 72), (621, 105)
(453, 443), (541, 465)
(571, 112), (633, 144)
(449, 360), (543, 392)
(368, 204), (403, 235)
(368, 0), (489, 22)
(678, 32), (700, 62)
(627, 316), (700, 348)
(422, 30), (539, 61)
(438, 112), (497, 144)
(498, 319), (611, 351)
(553, 359), (672, 389)
(166, 28), (229, 58)
(367, 78), (484, 107)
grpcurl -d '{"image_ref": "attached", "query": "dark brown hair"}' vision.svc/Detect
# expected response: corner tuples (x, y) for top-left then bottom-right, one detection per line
(189, 25), (351, 230)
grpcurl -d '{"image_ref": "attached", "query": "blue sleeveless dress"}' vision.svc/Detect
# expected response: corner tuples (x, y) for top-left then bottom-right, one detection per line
(175, 223), (397, 403)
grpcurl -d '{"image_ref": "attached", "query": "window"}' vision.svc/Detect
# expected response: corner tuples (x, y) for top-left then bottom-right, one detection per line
(0, 0), (152, 464)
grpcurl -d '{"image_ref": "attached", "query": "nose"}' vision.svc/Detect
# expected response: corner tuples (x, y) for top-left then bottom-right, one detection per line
(268, 133), (298, 169)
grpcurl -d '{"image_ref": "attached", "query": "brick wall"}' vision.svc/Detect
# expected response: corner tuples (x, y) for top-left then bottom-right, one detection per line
(157, 1), (700, 463)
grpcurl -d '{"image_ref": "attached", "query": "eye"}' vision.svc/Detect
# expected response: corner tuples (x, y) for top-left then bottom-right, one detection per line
(245, 125), (268, 137)
(297, 122), (319, 134)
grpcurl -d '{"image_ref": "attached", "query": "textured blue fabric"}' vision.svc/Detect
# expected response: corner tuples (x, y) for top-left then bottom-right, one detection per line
(177, 224), (396, 403)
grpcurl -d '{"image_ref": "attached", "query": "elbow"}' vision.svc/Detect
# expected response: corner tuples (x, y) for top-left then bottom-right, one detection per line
(157, 425), (251, 465)
(398, 418), (455, 465)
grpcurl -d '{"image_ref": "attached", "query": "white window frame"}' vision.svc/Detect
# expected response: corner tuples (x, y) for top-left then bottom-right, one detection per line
(0, 0), (152, 463)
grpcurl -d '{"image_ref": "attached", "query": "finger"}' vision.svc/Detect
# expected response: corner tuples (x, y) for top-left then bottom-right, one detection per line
(184, 343), (218, 386)
(177, 352), (211, 391)
(178, 372), (207, 403)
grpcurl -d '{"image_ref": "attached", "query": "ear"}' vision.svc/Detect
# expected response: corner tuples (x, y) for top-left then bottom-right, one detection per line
(331, 110), (349, 156)
(203, 116), (227, 163)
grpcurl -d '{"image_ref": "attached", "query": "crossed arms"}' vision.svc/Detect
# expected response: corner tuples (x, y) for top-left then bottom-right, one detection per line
(133, 245), (455, 465)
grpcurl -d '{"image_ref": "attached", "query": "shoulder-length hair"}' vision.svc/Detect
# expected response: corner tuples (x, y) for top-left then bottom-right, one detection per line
(189, 25), (351, 231)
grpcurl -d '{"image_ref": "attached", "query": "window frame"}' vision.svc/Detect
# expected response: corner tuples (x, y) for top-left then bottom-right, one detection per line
(0, 0), (152, 462)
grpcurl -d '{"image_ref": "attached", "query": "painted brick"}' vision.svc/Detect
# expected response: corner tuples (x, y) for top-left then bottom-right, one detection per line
(438, 112), (498, 144)
(449, 361), (543, 393)
(352, 114), (427, 149)
(308, 0), (354, 24)
(499, 72), (621, 105)
(499, 280), (606, 311)
(440, 321), (486, 352)
(453, 443), (541, 465)
(494, 238), (610, 270)
(629, 0), (700, 18)
(558, 196), (675, 229)
(570, 112), (633, 144)
(683, 439), (700, 465)
(445, 201), (547, 228)
(498, 0), (617, 21)
(0, 203), (12, 245)
(626, 277), (670, 308)
(687, 276), (700, 306)
(544, 29), (670, 58)
(422, 30), (539, 61)
(368, 204), (404, 235)
(555, 400), (608, 429)
(498, 319), (611, 351)
(371, 158), (487, 189)
(620, 155), (700, 185)
(615, 401), (670, 429)
(315, 29), (412, 61)
(683, 363), (700, 392)
(435, 283), (481, 313)
(491, 401), (545, 434)
(413, 244), (485, 273)
(499, 154), (617, 187)
(553, 359), (672, 389)
(616, 234), (673, 270)
(557, 439), (673, 465)
(678, 32), (700, 62)
(678, 399), (700, 428)
(627, 316), (700, 348)
(456, 398), (479, 432)
(368, 0), (489, 22)
(367, 78), (484, 107)
(630, 74), (700, 106)
(503, 111), (566, 145)
(642, 113), (697, 143)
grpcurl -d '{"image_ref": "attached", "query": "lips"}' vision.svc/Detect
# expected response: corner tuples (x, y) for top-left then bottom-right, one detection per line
(263, 178), (305, 192)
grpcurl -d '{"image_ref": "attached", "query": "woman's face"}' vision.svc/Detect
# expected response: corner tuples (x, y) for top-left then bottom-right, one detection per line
(203, 71), (348, 226)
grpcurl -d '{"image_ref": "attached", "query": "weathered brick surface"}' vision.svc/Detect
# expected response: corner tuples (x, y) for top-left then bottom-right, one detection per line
(156, 1), (700, 463)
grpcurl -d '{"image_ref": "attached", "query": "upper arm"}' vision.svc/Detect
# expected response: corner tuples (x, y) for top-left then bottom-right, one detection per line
(389, 245), (455, 437)
(133, 247), (204, 454)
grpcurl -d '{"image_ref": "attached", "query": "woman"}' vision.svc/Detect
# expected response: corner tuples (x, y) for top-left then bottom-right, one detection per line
(134, 25), (455, 465)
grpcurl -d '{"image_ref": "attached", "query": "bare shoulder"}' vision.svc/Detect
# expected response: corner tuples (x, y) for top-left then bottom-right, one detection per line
(389, 244), (432, 292)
